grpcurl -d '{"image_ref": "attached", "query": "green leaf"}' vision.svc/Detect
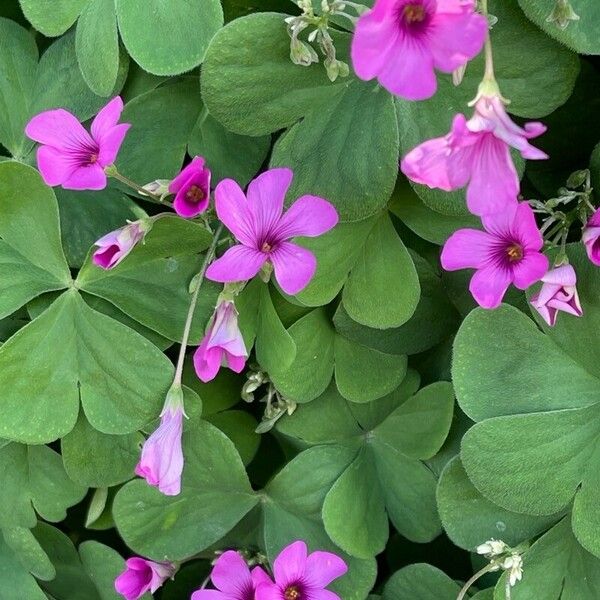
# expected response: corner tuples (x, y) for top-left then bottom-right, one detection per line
(19, 0), (87, 36)
(383, 564), (461, 600)
(0, 442), (86, 529)
(75, 0), (120, 96)
(205, 410), (260, 466)
(113, 421), (258, 560)
(2, 526), (55, 581)
(0, 533), (47, 600)
(115, 0), (223, 76)
(79, 541), (129, 600)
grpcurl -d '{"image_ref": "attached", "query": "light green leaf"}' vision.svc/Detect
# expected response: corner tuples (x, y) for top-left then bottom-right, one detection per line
(205, 410), (260, 466)
(0, 533), (47, 600)
(383, 564), (461, 600)
(79, 541), (128, 600)
(19, 0), (87, 36)
(2, 526), (55, 581)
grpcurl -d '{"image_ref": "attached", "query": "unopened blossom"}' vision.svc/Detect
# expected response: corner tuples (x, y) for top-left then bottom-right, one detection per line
(441, 202), (548, 309)
(92, 219), (151, 270)
(169, 156), (211, 218)
(530, 264), (582, 326)
(351, 0), (487, 100)
(401, 94), (547, 215)
(194, 299), (248, 383)
(255, 541), (347, 600)
(191, 551), (271, 600)
(582, 207), (600, 266)
(135, 386), (185, 496)
(115, 557), (175, 600)
(206, 168), (338, 295)
(476, 539), (508, 558)
(502, 553), (523, 587)
(25, 96), (130, 190)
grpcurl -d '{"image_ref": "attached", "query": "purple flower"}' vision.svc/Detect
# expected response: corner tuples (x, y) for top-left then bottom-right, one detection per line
(582, 207), (600, 266)
(25, 96), (130, 191)
(441, 202), (549, 309)
(191, 551), (271, 600)
(193, 299), (248, 383)
(114, 557), (175, 600)
(169, 156), (212, 218)
(135, 387), (185, 496)
(205, 168), (338, 295)
(401, 94), (547, 216)
(530, 264), (582, 326)
(255, 541), (347, 600)
(351, 0), (487, 100)
(92, 219), (151, 270)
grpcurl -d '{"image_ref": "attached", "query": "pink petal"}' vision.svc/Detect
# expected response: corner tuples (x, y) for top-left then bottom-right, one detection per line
(310, 591), (341, 600)
(172, 166), (211, 219)
(91, 96), (124, 140)
(62, 164), (107, 190)
(270, 242), (317, 295)
(25, 108), (92, 149)
(252, 567), (274, 586)
(211, 551), (253, 595)
(541, 264), (576, 287)
(191, 591), (227, 600)
(36, 145), (76, 186)
(170, 156), (207, 193)
(214, 179), (256, 246)
(247, 168), (293, 242)
(206, 245), (266, 283)
(304, 551), (347, 588)
(273, 541), (308, 587)
(440, 229), (493, 271)
(512, 202), (544, 251)
(225, 352), (246, 374)
(469, 265), (512, 309)
(193, 343), (224, 383)
(436, 0), (476, 13)
(271, 195), (338, 241)
(530, 294), (555, 327)
(97, 123), (131, 167)
(512, 253), (548, 290)
(93, 245), (121, 269)
(582, 225), (600, 266)
(255, 582), (284, 600)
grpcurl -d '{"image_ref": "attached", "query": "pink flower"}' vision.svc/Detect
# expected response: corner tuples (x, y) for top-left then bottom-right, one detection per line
(193, 300), (248, 383)
(255, 541), (347, 600)
(191, 551), (271, 600)
(206, 168), (338, 295)
(401, 94), (547, 216)
(582, 207), (600, 266)
(351, 0), (487, 100)
(169, 156), (212, 218)
(135, 387), (185, 496)
(25, 96), (130, 191)
(441, 202), (549, 309)
(115, 557), (175, 600)
(530, 264), (582, 326)
(92, 219), (151, 269)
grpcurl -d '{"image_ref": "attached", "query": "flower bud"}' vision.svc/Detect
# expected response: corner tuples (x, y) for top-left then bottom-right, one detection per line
(530, 264), (582, 326)
(546, 0), (580, 29)
(290, 38), (319, 66)
(92, 219), (152, 270)
(140, 179), (170, 199)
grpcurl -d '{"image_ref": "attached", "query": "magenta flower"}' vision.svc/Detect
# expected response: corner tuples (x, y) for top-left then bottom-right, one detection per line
(255, 541), (347, 600)
(401, 94), (547, 216)
(582, 207), (600, 266)
(135, 387), (185, 496)
(441, 202), (549, 309)
(530, 264), (582, 326)
(191, 551), (271, 600)
(115, 557), (175, 600)
(193, 299), (248, 383)
(25, 96), (130, 191)
(169, 156), (212, 218)
(93, 219), (151, 270)
(206, 168), (338, 295)
(351, 0), (487, 100)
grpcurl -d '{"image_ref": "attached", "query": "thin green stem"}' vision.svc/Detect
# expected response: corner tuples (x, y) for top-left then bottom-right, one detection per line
(172, 223), (224, 386)
(106, 167), (170, 206)
(456, 564), (496, 600)
(480, 0), (495, 82)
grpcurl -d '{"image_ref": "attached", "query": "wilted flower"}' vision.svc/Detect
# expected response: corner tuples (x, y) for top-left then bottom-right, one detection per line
(530, 264), (582, 326)
(206, 168), (338, 295)
(114, 557), (176, 600)
(582, 207), (600, 266)
(401, 93), (547, 216)
(351, 0), (487, 100)
(441, 202), (548, 309)
(502, 553), (524, 587)
(92, 219), (152, 270)
(169, 156), (212, 218)
(25, 96), (130, 190)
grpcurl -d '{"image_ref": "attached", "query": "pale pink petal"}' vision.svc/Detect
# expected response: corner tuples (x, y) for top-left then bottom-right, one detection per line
(541, 264), (576, 287)
(270, 242), (317, 295)
(211, 551), (253, 596)
(214, 179), (256, 246)
(304, 551), (347, 587)
(273, 541), (308, 587)
(91, 96), (124, 140)
(440, 229), (493, 270)
(534, 282), (563, 307)
(25, 108), (92, 149)
(206, 245), (266, 283)
(271, 196), (338, 241)
(36, 145), (76, 186)
(530, 293), (555, 326)
(469, 265), (512, 309)
(97, 123), (131, 166)
(511, 253), (548, 290)
(62, 164), (107, 190)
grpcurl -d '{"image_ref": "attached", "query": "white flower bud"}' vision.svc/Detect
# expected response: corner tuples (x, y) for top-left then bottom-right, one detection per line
(476, 539), (507, 557)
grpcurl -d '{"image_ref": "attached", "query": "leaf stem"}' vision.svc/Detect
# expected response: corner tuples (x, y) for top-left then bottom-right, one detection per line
(456, 564), (496, 600)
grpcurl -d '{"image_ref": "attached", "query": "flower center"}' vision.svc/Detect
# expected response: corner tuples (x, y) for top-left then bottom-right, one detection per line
(284, 586), (301, 600)
(402, 3), (426, 23)
(506, 244), (523, 262)
(89, 153), (98, 165)
(186, 185), (205, 203)
(261, 242), (272, 253)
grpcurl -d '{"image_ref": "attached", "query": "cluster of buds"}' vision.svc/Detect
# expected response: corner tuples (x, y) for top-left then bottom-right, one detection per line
(476, 539), (524, 588)
(285, 0), (367, 81)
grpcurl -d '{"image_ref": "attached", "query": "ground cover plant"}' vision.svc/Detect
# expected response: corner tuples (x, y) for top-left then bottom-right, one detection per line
(0, 0), (599, 598)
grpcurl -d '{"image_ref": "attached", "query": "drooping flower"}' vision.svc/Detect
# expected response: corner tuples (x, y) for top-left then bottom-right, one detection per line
(169, 156), (212, 218)
(191, 551), (271, 600)
(351, 0), (487, 100)
(530, 264), (582, 326)
(92, 219), (151, 270)
(255, 541), (347, 600)
(401, 94), (548, 215)
(441, 202), (549, 309)
(502, 554), (524, 587)
(25, 96), (130, 191)
(206, 168), (338, 295)
(582, 207), (600, 266)
(193, 299), (248, 383)
(114, 557), (176, 600)
(135, 386), (185, 496)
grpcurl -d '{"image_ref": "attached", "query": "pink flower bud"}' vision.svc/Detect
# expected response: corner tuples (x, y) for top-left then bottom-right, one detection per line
(530, 264), (582, 326)
(114, 557), (175, 600)
(582, 208), (600, 266)
(169, 156), (211, 218)
(92, 219), (151, 270)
